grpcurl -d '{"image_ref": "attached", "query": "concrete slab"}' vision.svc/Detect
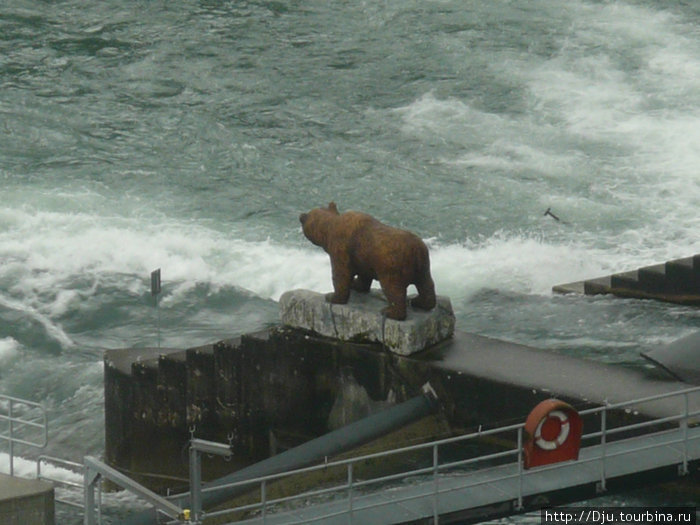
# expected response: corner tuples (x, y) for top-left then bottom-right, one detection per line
(0, 474), (54, 525)
(278, 289), (455, 355)
(415, 331), (700, 420)
(642, 331), (700, 385)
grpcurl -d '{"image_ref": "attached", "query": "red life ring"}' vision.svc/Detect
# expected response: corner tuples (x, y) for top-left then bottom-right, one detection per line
(534, 409), (570, 450)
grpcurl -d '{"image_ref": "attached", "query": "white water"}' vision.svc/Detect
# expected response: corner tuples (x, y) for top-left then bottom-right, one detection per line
(2, 0), (700, 521)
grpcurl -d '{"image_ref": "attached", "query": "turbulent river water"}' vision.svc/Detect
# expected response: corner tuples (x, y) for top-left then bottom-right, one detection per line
(1, 0), (699, 521)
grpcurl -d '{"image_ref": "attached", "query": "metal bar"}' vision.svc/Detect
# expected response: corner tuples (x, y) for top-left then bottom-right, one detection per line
(577, 386), (700, 416)
(8, 399), (13, 476)
(347, 463), (353, 525)
(599, 406), (607, 493)
(586, 413), (687, 439)
(83, 463), (99, 525)
(0, 416), (47, 429)
(0, 394), (45, 408)
(37, 455), (84, 488)
(432, 443), (439, 524)
(261, 479), (267, 524)
(83, 456), (184, 520)
(190, 444), (203, 522)
(516, 426), (523, 510)
(0, 435), (49, 448)
(681, 392), (689, 475)
(580, 409), (700, 441)
(190, 437), (232, 457)
(338, 465), (436, 490)
(187, 439), (232, 523)
(440, 448), (517, 470)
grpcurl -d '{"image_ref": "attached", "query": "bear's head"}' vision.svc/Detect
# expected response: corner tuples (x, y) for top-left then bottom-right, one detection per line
(299, 202), (339, 248)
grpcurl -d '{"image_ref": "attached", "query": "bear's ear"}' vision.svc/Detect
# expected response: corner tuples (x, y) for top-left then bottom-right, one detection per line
(328, 202), (339, 214)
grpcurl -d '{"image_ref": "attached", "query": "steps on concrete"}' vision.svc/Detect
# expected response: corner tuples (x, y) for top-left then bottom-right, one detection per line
(553, 254), (700, 304)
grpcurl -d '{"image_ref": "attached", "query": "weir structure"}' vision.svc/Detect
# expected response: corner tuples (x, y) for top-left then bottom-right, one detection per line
(2, 283), (700, 523)
(103, 288), (700, 523)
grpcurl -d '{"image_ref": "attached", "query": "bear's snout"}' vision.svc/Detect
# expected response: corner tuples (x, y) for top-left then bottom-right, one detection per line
(299, 213), (308, 224)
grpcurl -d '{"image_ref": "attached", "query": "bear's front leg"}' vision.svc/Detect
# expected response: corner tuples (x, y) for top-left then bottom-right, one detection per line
(327, 258), (352, 304)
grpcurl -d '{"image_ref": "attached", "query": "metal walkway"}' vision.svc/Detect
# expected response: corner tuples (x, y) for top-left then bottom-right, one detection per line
(231, 426), (699, 525)
(197, 387), (700, 525)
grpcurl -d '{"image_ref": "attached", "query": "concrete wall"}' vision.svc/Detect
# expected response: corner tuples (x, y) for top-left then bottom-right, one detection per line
(104, 325), (686, 493)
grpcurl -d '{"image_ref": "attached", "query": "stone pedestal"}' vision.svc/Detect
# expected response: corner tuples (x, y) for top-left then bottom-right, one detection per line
(279, 289), (455, 355)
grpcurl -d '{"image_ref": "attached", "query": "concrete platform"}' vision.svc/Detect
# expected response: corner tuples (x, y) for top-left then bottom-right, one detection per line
(0, 474), (54, 525)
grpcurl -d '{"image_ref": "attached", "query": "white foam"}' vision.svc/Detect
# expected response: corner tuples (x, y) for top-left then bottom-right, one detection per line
(0, 452), (82, 484)
(0, 294), (74, 349)
(0, 337), (20, 366)
(4, 199), (698, 324)
(0, 207), (332, 312)
(429, 235), (609, 300)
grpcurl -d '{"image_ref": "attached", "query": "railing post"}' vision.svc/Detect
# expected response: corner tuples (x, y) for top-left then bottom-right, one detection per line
(261, 479), (267, 524)
(598, 406), (607, 493)
(347, 462), (354, 525)
(433, 443), (439, 524)
(8, 399), (14, 477)
(189, 443), (203, 522)
(680, 392), (689, 476)
(516, 426), (523, 511)
(83, 463), (100, 525)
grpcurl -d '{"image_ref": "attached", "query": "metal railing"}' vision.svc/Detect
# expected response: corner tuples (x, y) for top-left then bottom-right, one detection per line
(0, 393), (48, 476)
(3, 387), (698, 525)
(37, 455), (85, 509)
(185, 386), (699, 524)
(81, 438), (237, 525)
(83, 455), (190, 525)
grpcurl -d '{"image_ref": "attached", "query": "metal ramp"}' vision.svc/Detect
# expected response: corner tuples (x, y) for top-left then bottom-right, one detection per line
(201, 387), (700, 525)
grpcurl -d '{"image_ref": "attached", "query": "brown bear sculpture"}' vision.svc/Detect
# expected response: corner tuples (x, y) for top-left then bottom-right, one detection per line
(299, 202), (437, 320)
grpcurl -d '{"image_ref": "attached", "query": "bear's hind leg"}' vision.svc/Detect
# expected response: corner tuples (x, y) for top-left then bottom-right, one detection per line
(380, 280), (407, 320)
(410, 275), (436, 311)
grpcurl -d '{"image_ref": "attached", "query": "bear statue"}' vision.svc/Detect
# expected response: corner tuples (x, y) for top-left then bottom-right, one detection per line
(299, 202), (437, 320)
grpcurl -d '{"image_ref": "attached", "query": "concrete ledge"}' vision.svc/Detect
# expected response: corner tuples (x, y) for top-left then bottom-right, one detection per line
(0, 474), (54, 525)
(279, 289), (455, 355)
